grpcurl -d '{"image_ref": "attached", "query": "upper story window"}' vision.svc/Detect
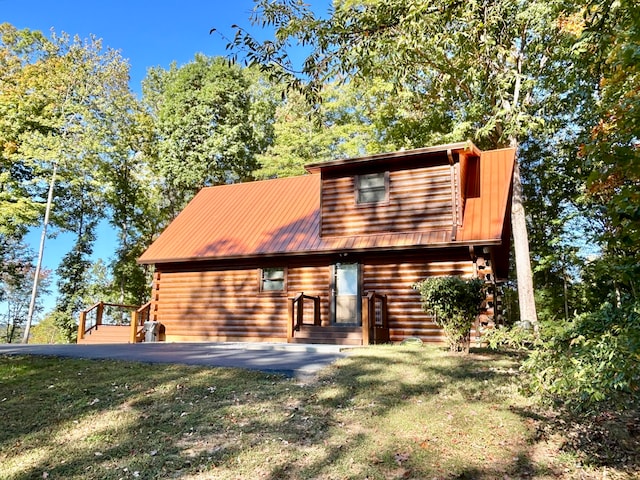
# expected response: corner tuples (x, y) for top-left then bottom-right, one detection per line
(356, 172), (389, 204)
(260, 267), (286, 292)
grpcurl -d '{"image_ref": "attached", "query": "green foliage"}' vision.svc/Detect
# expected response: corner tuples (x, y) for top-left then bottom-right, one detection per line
(255, 80), (405, 179)
(484, 324), (537, 351)
(231, 0), (573, 149)
(0, 24), (50, 238)
(577, 0), (640, 305)
(522, 302), (640, 411)
(29, 313), (68, 344)
(413, 276), (485, 353)
(0, 236), (50, 343)
(143, 55), (275, 217)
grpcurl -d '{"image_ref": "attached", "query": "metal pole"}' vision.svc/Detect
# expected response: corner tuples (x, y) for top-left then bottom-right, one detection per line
(22, 161), (57, 344)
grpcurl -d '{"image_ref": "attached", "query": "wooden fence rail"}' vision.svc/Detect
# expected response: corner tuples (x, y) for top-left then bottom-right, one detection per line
(77, 301), (142, 342)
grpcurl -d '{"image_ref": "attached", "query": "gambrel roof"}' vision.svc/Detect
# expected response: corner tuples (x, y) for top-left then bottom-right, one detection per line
(138, 143), (515, 265)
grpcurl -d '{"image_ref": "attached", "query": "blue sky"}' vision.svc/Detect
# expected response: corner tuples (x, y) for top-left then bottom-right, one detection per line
(2, 0), (330, 318)
(3, 0), (272, 94)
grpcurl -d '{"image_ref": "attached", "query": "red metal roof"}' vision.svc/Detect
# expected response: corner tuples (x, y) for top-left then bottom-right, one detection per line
(138, 146), (515, 265)
(457, 147), (516, 242)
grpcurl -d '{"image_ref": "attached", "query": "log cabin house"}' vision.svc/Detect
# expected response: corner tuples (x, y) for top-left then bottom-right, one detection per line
(78, 141), (515, 345)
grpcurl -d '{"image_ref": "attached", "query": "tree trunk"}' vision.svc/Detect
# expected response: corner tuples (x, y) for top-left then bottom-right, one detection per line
(23, 161), (57, 344)
(511, 157), (539, 330)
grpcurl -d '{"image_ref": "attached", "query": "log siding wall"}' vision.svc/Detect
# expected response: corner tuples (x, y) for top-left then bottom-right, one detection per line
(321, 165), (454, 237)
(361, 253), (476, 343)
(151, 250), (477, 345)
(153, 263), (332, 343)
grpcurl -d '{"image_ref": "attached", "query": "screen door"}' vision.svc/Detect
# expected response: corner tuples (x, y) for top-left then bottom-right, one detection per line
(333, 263), (359, 324)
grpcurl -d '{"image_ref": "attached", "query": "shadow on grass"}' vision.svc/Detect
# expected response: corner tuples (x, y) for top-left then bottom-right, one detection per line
(2, 347), (636, 479)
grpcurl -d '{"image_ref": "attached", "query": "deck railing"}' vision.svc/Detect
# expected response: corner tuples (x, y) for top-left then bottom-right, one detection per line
(287, 292), (321, 342)
(362, 291), (389, 345)
(77, 302), (144, 342)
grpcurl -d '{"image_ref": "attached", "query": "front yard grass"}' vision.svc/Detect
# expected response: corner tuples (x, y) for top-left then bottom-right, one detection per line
(0, 345), (637, 479)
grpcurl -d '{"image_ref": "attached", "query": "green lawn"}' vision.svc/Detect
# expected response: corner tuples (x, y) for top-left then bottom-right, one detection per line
(0, 345), (637, 479)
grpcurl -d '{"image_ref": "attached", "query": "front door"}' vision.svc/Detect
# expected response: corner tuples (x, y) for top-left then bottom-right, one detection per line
(332, 263), (360, 325)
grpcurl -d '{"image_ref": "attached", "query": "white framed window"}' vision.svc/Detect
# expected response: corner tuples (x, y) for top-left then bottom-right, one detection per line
(356, 172), (389, 204)
(259, 267), (286, 292)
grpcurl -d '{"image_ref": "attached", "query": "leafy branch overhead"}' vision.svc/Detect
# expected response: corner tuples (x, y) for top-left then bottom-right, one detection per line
(227, 0), (570, 148)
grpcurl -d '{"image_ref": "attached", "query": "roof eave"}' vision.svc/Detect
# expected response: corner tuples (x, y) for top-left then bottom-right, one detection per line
(304, 140), (481, 174)
(138, 237), (503, 266)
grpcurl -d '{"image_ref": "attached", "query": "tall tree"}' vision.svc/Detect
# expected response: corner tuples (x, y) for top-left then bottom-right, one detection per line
(256, 79), (394, 179)
(142, 55), (277, 219)
(100, 87), (159, 306)
(0, 24), (50, 239)
(1, 24), (140, 339)
(578, 0), (640, 305)
(228, 0), (581, 326)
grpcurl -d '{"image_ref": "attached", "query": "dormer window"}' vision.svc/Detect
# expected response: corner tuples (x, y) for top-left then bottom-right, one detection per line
(356, 172), (389, 204)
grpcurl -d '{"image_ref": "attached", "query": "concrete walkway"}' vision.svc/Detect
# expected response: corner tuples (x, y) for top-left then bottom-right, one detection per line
(0, 342), (350, 381)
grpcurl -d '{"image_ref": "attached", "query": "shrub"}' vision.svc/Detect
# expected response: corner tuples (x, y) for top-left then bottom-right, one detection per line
(484, 324), (537, 351)
(521, 302), (640, 412)
(413, 276), (485, 354)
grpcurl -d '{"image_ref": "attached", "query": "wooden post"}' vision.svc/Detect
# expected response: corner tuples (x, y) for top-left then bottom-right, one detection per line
(362, 295), (370, 345)
(381, 295), (388, 327)
(313, 296), (321, 326)
(287, 298), (294, 343)
(77, 310), (86, 341)
(96, 301), (104, 327)
(130, 310), (138, 344)
(380, 294), (389, 343)
(297, 294), (304, 330)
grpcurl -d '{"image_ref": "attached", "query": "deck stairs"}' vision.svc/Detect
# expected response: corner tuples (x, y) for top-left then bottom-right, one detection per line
(290, 325), (363, 346)
(77, 325), (131, 344)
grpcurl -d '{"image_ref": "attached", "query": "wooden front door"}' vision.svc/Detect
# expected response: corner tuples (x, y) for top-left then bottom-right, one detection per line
(332, 263), (360, 325)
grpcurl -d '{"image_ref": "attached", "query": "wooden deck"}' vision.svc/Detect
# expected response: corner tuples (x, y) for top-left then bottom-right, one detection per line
(77, 325), (131, 344)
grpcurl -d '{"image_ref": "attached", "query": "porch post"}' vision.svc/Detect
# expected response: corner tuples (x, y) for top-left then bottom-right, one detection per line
(77, 310), (86, 341)
(313, 296), (321, 326)
(296, 294), (304, 330)
(287, 297), (294, 343)
(130, 310), (138, 344)
(362, 295), (370, 345)
(96, 301), (104, 327)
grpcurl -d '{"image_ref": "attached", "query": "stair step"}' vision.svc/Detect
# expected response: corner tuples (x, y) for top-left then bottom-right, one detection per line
(291, 325), (363, 345)
(78, 326), (131, 344)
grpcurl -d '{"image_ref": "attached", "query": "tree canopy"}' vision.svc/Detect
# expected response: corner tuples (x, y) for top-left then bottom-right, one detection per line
(142, 55), (277, 217)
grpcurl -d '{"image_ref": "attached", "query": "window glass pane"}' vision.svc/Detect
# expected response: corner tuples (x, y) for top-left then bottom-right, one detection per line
(358, 187), (386, 203)
(262, 279), (284, 291)
(261, 268), (284, 291)
(359, 173), (385, 188)
(336, 263), (358, 296)
(263, 268), (284, 280)
(357, 172), (387, 204)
